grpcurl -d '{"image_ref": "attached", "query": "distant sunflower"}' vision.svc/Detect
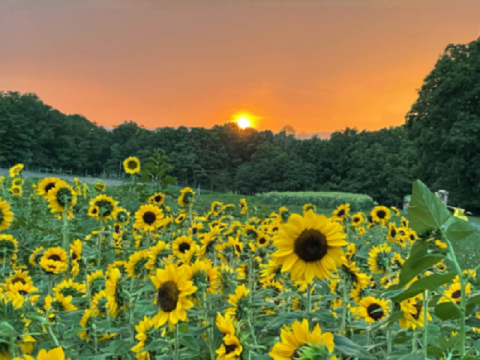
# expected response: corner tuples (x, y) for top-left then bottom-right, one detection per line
(9, 164), (24, 177)
(303, 203), (316, 214)
(0, 198), (14, 232)
(401, 216), (409, 228)
(341, 262), (370, 289)
(350, 212), (364, 227)
(216, 313), (243, 360)
(178, 187), (195, 207)
(134, 204), (164, 232)
(132, 316), (160, 360)
(39, 247), (68, 275)
(332, 203), (350, 221)
(269, 318), (334, 360)
(45, 293), (77, 315)
(36, 177), (60, 198)
(211, 201), (224, 216)
(89, 194), (118, 221)
(407, 230), (418, 243)
(387, 223), (397, 243)
(256, 232), (270, 248)
(146, 241), (169, 271)
(88, 205), (100, 218)
(399, 294), (431, 330)
(0, 234), (18, 261)
(126, 249), (150, 279)
(227, 284), (250, 320)
(47, 180), (77, 214)
(175, 212), (187, 224)
(186, 259), (219, 298)
(150, 264), (197, 328)
(391, 253), (404, 271)
(189, 222), (204, 237)
(368, 243), (392, 274)
(149, 192), (165, 206)
(239, 199), (248, 215)
(11, 178), (23, 187)
(172, 235), (197, 260)
(354, 296), (389, 324)
(123, 156), (141, 175)
(115, 207), (130, 225)
(370, 206), (391, 225)
(199, 226), (222, 258)
(272, 212), (347, 283)
(10, 185), (22, 196)
(278, 206), (290, 223)
(95, 181), (106, 192)
(106, 268), (125, 318)
(53, 278), (86, 297)
(441, 282), (471, 304)
(29, 246), (44, 265)
(391, 206), (400, 216)
(70, 239), (82, 277)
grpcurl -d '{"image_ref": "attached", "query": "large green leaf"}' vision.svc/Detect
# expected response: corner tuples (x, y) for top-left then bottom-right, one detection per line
(409, 180), (451, 234)
(334, 335), (372, 359)
(398, 254), (444, 288)
(444, 216), (477, 242)
(390, 273), (456, 303)
(434, 302), (461, 320)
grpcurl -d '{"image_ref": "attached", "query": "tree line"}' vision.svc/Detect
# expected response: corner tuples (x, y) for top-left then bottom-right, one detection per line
(2, 37), (480, 210)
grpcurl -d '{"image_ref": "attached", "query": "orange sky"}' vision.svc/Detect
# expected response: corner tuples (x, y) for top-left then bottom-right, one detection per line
(1, 0), (479, 134)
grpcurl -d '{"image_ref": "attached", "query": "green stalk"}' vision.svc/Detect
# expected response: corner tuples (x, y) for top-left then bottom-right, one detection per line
(341, 276), (349, 335)
(202, 292), (215, 360)
(96, 229), (102, 268)
(306, 282), (313, 329)
(174, 323), (180, 360)
(247, 315), (258, 349)
(423, 290), (429, 358)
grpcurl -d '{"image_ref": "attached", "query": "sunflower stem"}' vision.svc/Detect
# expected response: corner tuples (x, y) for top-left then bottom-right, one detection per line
(174, 322), (180, 360)
(202, 292), (215, 360)
(341, 276), (348, 335)
(423, 290), (428, 358)
(46, 322), (60, 347)
(96, 229), (102, 268)
(247, 315), (258, 349)
(306, 282), (313, 330)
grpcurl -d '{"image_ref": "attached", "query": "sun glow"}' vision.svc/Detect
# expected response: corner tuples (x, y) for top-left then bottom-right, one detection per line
(232, 113), (259, 129)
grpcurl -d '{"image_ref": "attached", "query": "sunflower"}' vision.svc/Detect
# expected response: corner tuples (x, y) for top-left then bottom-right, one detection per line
(357, 227), (366, 236)
(186, 259), (219, 298)
(303, 203), (316, 214)
(399, 294), (431, 330)
(31, 347), (67, 360)
(70, 239), (82, 263)
(239, 199), (248, 215)
(435, 240), (448, 250)
(227, 284), (250, 320)
(47, 180), (77, 214)
(5, 270), (33, 288)
(345, 243), (356, 263)
(391, 253), (404, 271)
(123, 156), (141, 175)
(5, 281), (39, 308)
(0, 199), (14, 232)
(401, 216), (409, 228)
(10, 185), (22, 196)
(189, 222), (204, 237)
(332, 203), (350, 221)
(178, 187), (195, 207)
(216, 313), (243, 360)
(211, 201), (224, 216)
(353, 296), (389, 324)
(39, 247), (68, 275)
(131, 316), (161, 360)
(272, 212), (347, 283)
(29, 246), (44, 265)
(53, 279), (86, 297)
(387, 223), (397, 243)
(106, 268), (126, 317)
(407, 229), (418, 244)
(149, 192), (165, 206)
(134, 205), (164, 232)
(87, 270), (105, 296)
(269, 318), (334, 360)
(45, 293), (77, 313)
(115, 207), (130, 225)
(278, 207), (290, 223)
(341, 262), (370, 289)
(9, 164), (24, 177)
(87, 205), (100, 218)
(368, 243), (392, 274)
(175, 212), (187, 224)
(391, 206), (400, 216)
(146, 241), (169, 271)
(150, 264), (197, 328)
(370, 206), (391, 225)
(0, 234), (18, 261)
(256, 232), (270, 248)
(89, 194), (118, 221)
(441, 282), (471, 304)
(126, 249), (150, 279)
(95, 181), (106, 192)
(172, 236), (197, 261)
(199, 226), (222, 258)
(350, 212), (364, 227)
(36, 177), (60, 198)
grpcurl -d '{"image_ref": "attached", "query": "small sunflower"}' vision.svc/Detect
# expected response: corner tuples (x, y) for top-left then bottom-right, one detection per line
(391, 206), (400, 216)
(239, 199), (248, 215)
(39, 247), (68, 275)
(227, 284), (250, 320)
(278, 207), (290, 223)
(256, 232), (270, 248)
(269, 318), (334, 360)
(150, 264), (197, 328)
(175, 212), (187, 224)
(126, 249), (150, 279)
(9, 164), (24, 177)
(134, 204), (164, 232)
(199, 226), (222, 258)
(353, 296), (389, 324)
(149, 192), (165, 206)
(399, 295), (431, 330)
(350, 212), (364, 227)
(131, 316), (161, 360)
(272, 212), (347, 282)
(106, 268), (126, 317)
(89, 194), (118, 221)
(0, 198), (14, 232)
(45, 293), (78, 313)
(146, 241), (169, 271)
(216, 313), (243, 360)
(36, 177), (60, 198)
(211, 201), (224, 216)
(368, 243), (392, 274)
(178, 187), (195, 207)
(172, 236), (197, 261)
(387, 222), (397, 243)
(95, 181), (106, 192)
(123, 156), (141, 175)
(303, 203), (317, 214)
(47, 180), (77, 214)
(53, 279), (86, 297)
(332, 203), (350, 221)
(0, 234), (18, 260)
(441, 282), (471, 304)
(115, 207), (131, 225)
(370, 206), (391, 225)
(186, 259), (219, 298)
(10, 185), (22, 196)
(87, 205), (100, 218)
(29, 246), (44, 265)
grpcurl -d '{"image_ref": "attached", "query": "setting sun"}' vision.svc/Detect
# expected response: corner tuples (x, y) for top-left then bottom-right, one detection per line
(236, 116), (252, 129)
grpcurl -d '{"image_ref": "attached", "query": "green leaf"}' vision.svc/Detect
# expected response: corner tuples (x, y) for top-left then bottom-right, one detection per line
(387, 351), (425, 360)
(398, 254), (444, 288)
(334, 334), (372, 359)
(434, 302), (461, 320)
(390, 273), (456, 303)
(444, 216), (477, 241)
(409, 180), (451, 234)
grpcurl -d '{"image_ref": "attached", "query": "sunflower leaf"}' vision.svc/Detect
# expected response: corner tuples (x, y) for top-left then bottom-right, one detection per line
(434, 302), (461, 320)
(390, 273), (456, 303)
(444, 216), (477, 242)
(409, 180), (451, 234)
(397, 254), (444, 288)
(334, 334), (372, 359)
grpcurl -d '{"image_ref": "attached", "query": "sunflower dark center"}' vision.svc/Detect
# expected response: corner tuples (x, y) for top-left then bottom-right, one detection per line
(96, 200), (114, 217)
(45, 183), (56, 193)
(57, 188), (73, 207)
(155, 195), (162, 202)
(291, 345), (307, 359)
(413, 303), (422, 320)
(72, 252), (78, 260)
(0, 211), (3, 223)
(390, 228), (396, 238)
(225, 344), (237, 354)
(367, 303), (384, 321)
(235, 245), (241, 253)
(18, 290), (28, 296)
(192, 228), (198, 235)
(128, 161), (138, 170)
(157, 281), (180, 312)
(452, 290), (461, 299)
(337, 209), (345, 217)
(377, 210), (386, 219)
(179, 242), (191, 253)
(143, 211), (156, 225)
(259, 237), (267, 245)
(49, 254), (61, 261)
(12, 278), (26, 285)
(92, 208), (98, 215)
(294, 229), (328, 262)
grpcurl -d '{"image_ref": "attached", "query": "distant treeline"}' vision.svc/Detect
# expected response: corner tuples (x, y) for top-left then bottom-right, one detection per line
(2, 38), (480, 210)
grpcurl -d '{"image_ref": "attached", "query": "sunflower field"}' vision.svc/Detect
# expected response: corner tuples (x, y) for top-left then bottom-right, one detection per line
(0, 157), (480, 360)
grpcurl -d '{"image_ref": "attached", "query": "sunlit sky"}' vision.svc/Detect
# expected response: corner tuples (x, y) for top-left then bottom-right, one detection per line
(1, 0), (479, 134)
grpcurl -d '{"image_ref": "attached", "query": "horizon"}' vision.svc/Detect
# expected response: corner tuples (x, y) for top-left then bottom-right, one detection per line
(1, 0), (480, 133)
